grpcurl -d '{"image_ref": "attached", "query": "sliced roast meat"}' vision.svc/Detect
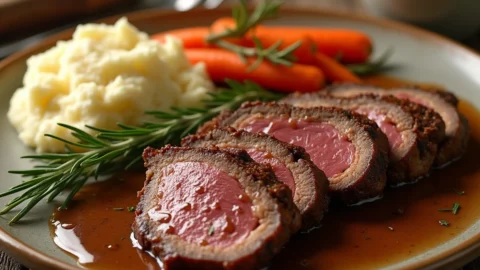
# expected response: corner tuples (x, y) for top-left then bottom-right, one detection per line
(327, 84), (470, 167)
(182, 128), (329, 230)
(134, 146), (301, 270)
(282, 93), (446, 186)
(200, 102), (390, 205)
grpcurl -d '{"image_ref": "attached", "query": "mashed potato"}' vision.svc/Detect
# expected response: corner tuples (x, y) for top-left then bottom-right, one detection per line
(8, 18), (214, 153)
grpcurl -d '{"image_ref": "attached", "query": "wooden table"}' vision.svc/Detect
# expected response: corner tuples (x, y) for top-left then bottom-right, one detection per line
(1, 0), (480, 269)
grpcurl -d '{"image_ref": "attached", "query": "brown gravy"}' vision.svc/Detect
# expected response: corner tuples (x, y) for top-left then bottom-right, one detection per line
(50, 76), (480, 269)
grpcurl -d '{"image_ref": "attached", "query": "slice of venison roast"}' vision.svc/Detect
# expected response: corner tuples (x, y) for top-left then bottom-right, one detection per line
(133, 146), (301, 270)
(200, 102), (390, 205)
(282, 93), (446, 186)
(327, 84), (470, 167)
(182, 128), (329, 230)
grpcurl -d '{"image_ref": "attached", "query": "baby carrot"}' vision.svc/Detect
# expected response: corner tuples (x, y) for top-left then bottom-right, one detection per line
(151, 27), (248, 48)
(185, 48), (325, 92)
(252, 34), (317, 64)
(313, 53), (361, 83)
(152, 27), (213, 48)
(211, 17), (372, 63)
(260, 27), (372, 64)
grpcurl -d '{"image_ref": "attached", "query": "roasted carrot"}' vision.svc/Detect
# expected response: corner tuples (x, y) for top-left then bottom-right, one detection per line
(151, 27), (248, 48)
(211, 17), (372, 63)
(253, 34), (317, 64)
(210, 17), (246, 34)
(313, 53), (361, 83)
(152, 27), (212, 48)
(185, 48), (325, 92)
(263, 28), (372, 64)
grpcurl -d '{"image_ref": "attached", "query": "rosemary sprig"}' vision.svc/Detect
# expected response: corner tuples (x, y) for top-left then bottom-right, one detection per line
(2, 80), (283, 224)
(206, 0), (301, 69)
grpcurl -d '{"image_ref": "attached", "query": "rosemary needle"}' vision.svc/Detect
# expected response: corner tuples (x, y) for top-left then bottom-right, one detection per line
(2, 80), (283, 224)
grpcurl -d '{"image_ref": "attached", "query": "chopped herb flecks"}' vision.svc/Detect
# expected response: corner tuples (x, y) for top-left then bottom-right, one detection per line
(439, 220), (450, 227)
(438, 203), (461, 215)
(452, 203), (461, 215)
(208, 225), (215, 236)
(128, 206), (136, 212)
(113, 207), (124, 211)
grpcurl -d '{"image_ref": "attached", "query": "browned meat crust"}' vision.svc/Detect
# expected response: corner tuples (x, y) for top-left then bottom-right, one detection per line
(182, 128), (329, 230)
(326, 83), (470, 167)
(282, 93), (445, 186)
(200, 101), (390, 205)
(134, 146), (301, 270)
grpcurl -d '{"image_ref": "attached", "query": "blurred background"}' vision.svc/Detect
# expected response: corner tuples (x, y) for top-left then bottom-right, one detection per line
(2, 0), (480, 59)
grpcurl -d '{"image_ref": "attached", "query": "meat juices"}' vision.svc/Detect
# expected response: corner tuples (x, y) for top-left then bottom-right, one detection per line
(133, 146), (301, 270)
(283, 93), (446, 186)
(182, 128), (329, 230)
(327, 84), (470, 167)
(201, 102), (390, 205)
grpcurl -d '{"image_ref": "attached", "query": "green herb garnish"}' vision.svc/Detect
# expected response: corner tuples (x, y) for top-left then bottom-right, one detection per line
(206, 0), (301, 70)
(438, 202), (461, 215)
(439, 220), (450, 227)
(1, 80), (283, 224)
(127, 206), (136, 212)
(452, 203), (461, 215)
(208, 225), (215, 236)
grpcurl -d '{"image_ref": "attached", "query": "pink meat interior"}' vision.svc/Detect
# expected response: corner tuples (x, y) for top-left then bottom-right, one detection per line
(355, 108), (403, 150)
(149, 162), (258, 247)
(241, 118), (354, 178)
(246, 149), (296, 194)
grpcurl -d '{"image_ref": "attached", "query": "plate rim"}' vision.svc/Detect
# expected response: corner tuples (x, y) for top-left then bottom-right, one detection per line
(1, 6), (480, 270)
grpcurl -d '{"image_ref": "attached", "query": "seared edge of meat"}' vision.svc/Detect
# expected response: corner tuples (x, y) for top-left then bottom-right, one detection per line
(182, 127), (329, 230)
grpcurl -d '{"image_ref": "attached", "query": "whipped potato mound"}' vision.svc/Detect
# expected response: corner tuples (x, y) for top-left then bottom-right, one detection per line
(8, 18), (214, 153)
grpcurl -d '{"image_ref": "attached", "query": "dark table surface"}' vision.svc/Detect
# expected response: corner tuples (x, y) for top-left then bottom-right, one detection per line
(1, 0), (480, 269)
